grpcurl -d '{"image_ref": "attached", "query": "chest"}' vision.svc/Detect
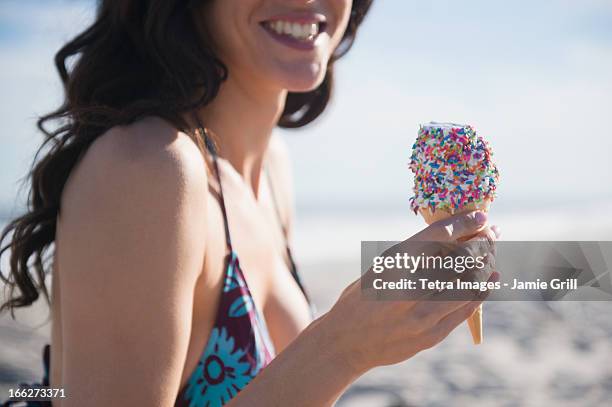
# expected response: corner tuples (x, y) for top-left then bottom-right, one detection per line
(197, 177), (311, 353)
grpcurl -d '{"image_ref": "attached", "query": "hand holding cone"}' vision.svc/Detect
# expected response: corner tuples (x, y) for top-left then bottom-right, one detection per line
(420, 203), (488, 345)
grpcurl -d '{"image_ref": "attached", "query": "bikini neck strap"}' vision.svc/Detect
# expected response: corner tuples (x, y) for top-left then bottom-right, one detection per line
(192, 113), (233, 252)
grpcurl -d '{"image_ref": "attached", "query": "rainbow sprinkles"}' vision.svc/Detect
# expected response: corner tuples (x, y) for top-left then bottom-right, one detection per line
(409, 122), (499, 215)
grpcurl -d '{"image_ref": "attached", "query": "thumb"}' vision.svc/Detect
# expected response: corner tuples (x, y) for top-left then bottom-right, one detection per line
(419, 211), (488, 241)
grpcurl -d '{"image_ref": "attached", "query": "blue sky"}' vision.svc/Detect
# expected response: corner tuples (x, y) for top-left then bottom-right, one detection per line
(1, 0), (611, 217)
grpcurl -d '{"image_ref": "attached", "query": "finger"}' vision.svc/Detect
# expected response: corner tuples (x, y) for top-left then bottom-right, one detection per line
(414, 211), (488, 242)
(425, 272), (498, 345)
(409, 273), (490, 328)
(430, 281), (486, 302)
(491, 225), (501, 239)
(390, 237), (492, 299)
(423, 297), (486, 348)
(408, 297), (478, 331)
(468, 226), (496, 245)
(464, 227), (496, 260)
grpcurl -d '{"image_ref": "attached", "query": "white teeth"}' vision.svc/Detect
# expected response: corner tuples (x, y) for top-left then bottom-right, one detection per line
(267, 20), (319, 41)
(274, 21), (283, 34)
(309, 23), (317, 36)
(291, 23), (301, 38)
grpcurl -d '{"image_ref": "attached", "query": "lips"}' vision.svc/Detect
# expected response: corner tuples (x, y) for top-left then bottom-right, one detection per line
(264, 20), (320, 41)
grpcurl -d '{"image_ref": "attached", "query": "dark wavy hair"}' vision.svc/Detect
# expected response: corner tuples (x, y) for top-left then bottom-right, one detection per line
(0, 0), (373, 314)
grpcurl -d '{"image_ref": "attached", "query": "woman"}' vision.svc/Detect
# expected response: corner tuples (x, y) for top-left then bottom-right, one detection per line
(0, 0), (499, 406)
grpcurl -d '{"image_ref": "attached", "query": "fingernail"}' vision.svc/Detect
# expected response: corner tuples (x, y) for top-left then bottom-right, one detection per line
(474, 211), (487, 225)
(491, 225), (501, 238)
(489, 271), (500, 283)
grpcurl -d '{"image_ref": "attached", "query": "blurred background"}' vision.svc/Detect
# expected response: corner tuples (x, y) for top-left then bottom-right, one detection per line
(1, 0), (611, 405)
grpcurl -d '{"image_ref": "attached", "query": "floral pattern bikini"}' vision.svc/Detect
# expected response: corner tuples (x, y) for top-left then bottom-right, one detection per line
(2, 127), (311, 407)
(176, 130), (312, 406)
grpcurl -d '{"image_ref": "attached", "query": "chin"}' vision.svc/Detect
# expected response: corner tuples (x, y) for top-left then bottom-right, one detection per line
(273, 61), (328, 92)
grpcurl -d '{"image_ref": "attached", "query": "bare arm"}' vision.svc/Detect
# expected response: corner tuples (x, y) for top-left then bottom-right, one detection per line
(228, 313), (360, 406)
(228, 213), (498, 407)
(57, 123), (207, 406)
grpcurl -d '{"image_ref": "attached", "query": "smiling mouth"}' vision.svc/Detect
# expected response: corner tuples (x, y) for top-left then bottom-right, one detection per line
(261, 19), (327, 43)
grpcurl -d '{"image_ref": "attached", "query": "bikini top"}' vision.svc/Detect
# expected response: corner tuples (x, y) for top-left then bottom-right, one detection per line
(2, 128), (310, 407)
(174, 127), (311, 406)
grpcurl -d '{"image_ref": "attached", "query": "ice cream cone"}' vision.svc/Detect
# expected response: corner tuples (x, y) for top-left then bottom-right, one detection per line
(409, 122), (499, 346)
(418, 200), (491, 226)
(419, 201), (490, 345)
(466, 304), (483, 345)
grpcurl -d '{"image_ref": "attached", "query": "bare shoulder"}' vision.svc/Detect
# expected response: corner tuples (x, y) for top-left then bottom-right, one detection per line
(81, 116), (206, 185)
(61, 116), (208, 214)
(58, 116), (209, 281)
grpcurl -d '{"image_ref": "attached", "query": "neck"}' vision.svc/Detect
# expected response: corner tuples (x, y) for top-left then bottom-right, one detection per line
(198, 75), (287, 197)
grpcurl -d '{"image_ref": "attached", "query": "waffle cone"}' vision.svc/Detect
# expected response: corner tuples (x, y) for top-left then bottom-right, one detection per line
(418, 200), (491, 226)
(418, 200), (491, 345)
(466, 305), (483, 345)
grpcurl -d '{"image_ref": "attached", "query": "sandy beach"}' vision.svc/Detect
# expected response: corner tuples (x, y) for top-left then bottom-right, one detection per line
(2, 203), (612, 406)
